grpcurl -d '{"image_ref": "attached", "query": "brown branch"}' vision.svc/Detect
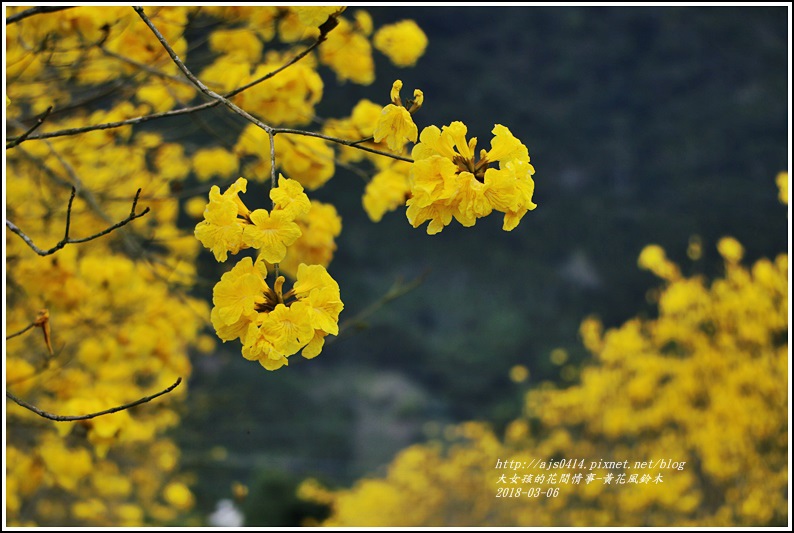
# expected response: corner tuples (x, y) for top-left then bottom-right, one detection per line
(133, 6), (273, 135)
(5, 35), (324, 146)
(135, 6), (412, 164)
(6, 322), (36, 340)
(6, 187), (150, 256)
(334, 270), (430, 340)
(272, 128), (414, 163)
(99, 45), (193, 86)
(6, 106), (53, 149)
(6, 6), (75, 25)
(6, 377), (183, 422)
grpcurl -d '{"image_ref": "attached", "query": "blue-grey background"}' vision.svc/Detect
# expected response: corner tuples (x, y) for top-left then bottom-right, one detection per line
(176, 6), (789, 525)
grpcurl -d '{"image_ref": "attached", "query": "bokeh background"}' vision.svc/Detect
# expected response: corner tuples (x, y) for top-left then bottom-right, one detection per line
(173, 6), (789, 526)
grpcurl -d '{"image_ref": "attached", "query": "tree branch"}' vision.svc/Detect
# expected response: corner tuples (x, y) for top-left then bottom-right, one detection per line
(6, 322), (36, 340)
(6, 187), (150, 256)
(6, 106), (53, 149)
(133, 6), (273, 135)
(6, 378), (183, 422)
(333, 270), (430, 339)
(5, 6), (75, 25)
(272, 128), (413, 163)
(134, 6), (413, 164)
(5, 36), (324, 146)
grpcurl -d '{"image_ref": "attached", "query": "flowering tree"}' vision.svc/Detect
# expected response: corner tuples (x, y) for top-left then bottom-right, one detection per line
(300, 173), (788, 527)
(5, 5), (537, 526)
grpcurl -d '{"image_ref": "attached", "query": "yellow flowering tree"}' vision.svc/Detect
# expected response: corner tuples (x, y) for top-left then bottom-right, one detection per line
(5, 4), (539, 527)
(301, 176), (788, 527)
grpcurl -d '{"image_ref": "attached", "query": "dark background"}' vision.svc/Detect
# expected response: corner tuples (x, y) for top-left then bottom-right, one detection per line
(175, 6), (789, 526)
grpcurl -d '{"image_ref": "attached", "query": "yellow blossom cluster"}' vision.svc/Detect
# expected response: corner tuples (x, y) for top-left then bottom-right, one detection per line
(6, 130), (208, 526)
(194, 176), (309, 263)
(301, 175), (788, 527)
(279, 200), (344, 278)
(6, 4), (543, 526)
(408, 122), (537, 233)
(195, 177), (344, 369)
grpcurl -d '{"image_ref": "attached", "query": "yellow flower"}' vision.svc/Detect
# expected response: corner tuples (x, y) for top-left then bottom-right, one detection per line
(194, 177), (250, 262)
(509, 364), (529, 383)
(270, 174), (311, 219)
(373, 19), (428, 67)
(37, 437), (93, 491)
(192, 147), (239, 182)
(293, 263), (341, 298)
(717, 236), (744, 264)
(363, 161), (412, 222)
(290, 6), (345, 28)
(637, 244), (680, 280)
(775, 171), (788, 205)
(319, 15), (375, 85)
(235, 125), (335, 188)
(243, 209), (302, 264)
(257, 301), (316, 356)
(373, 80), (421, 152)
(373, 105), (417, 152)
(233, 52), (324, 127)
(163, 482), (195, 511)
(278, 200), (343, 278)
(407, 122), (536, 234)
(209, 27), (262, 63)
(323, 99), (389, 164)
(213, 261), (343, 369)
(211, 257), (268, 329)
(279, 134), (336, 190)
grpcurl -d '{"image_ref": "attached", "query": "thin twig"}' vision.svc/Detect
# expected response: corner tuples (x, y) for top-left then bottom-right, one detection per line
(99, 45), (193, 86)
(6, 322), (36, 340)
(6, 377), (183, 422)
(6, 6), (75, 25)
(6, 106), (53, 149)
(350, 136), (375, 146)
(334, 270), (430, 339)
(6, 100), (220, 146)
(135, 6), (412, 165)
(6, 36), (323, 146)
(133, 6), (274, 135)
(269, 129), (280, 280)
(225, 38), (324, 99)
(6, 187), (150, 256)
(272, 128), (413, 163)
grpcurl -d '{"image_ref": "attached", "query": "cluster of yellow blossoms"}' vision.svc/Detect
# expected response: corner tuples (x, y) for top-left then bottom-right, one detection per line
(5, 3), (539, 526)
(301, 177), (787, 527)
(6, 108), (208, 527)
(195, 177), (344, 370)
(327, 79), (539, 233)
(407, 121), (537, 233)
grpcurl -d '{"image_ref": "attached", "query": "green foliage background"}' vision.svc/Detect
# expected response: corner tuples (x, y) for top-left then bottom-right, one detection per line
(175, 7), (788, 525)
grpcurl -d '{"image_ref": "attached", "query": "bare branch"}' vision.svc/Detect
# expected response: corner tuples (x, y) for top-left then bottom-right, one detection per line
(6, 106), (53, 149)
(5, 36), (324, 146)
(6, 187), (150, 256)
(133, 6), (273, 135)
(6, 100), (221, 145)
(225, 37), (324, 99)
(350, 136), (375, 146)
(272, 128), (414, 163)
(6, 322), (36, 340)
(99, 45), (194, 86)
(6, 6), (75, 25)
(334, 270), (430, 339)
(6, 377), (183, 422)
